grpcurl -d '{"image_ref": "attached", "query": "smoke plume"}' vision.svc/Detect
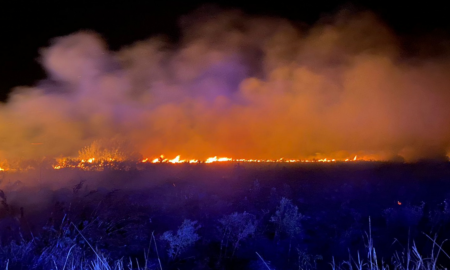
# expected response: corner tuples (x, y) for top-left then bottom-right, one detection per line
(1, 8), (450, 162)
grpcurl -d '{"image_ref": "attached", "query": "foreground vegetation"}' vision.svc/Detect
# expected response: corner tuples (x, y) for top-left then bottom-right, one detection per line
(1, 162), (450, 269)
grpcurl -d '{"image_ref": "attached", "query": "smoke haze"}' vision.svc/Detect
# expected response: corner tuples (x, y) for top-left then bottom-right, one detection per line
(1, 8), (450, 162)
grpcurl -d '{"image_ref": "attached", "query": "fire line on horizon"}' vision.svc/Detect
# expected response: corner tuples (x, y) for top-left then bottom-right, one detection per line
(0, 154), (371, 172)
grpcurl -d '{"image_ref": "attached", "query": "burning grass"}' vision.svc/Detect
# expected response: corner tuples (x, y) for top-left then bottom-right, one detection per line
(0, 152), (372, 172)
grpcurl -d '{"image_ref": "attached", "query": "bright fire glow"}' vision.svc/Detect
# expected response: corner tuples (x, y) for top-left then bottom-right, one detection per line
(169, 155), (182, 163)
(0, 154), (374, 172)
(49, 154), (367, 171)
(144, 154), (363, 164)
(205, 156), (233, 163)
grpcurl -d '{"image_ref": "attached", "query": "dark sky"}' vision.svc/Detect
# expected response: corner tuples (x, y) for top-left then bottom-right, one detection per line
(1, 0), (450, 101)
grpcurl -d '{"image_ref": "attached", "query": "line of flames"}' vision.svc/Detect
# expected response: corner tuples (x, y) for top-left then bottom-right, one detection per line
(51, 155), (362, 170)
(141, 155), (359, 164)
(0, 155), (365, 172)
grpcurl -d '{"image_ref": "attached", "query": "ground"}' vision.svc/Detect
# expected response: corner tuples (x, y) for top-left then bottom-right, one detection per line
(0, 162), (449, 269)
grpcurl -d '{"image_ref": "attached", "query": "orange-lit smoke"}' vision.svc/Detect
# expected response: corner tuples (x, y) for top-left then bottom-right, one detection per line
(1, 8), (450, 163)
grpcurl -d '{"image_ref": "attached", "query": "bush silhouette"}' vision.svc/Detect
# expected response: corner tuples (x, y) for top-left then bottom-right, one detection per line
(160, 219), (201, 260)
(218, 211), (258, 258)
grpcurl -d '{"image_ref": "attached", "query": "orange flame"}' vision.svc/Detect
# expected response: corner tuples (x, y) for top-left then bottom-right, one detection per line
(137, 154), (369, 165)
(168, 155), (183, 163)
(205, 156), (232, 163)
(0, 153), (375, 172)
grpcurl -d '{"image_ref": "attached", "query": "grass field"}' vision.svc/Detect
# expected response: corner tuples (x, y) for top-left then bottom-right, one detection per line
(1, 162), (450, 269)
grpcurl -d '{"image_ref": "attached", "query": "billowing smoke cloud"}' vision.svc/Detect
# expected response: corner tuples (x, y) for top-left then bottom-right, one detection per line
(1, 8), (450, 162)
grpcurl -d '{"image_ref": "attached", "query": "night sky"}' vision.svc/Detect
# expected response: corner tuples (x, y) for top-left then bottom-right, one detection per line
(1, 0), (450, 102)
